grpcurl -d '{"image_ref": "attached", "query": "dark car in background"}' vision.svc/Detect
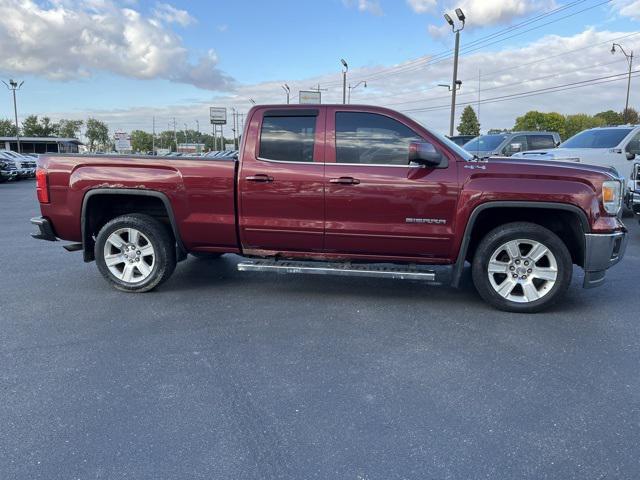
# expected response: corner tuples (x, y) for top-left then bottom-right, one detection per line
(463, 131), (560, 158)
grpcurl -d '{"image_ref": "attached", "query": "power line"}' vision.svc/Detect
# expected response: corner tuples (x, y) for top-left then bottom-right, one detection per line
(326, 0), (613, 86)
(401, 69), (640, 113)
(383, 57), (626, 108)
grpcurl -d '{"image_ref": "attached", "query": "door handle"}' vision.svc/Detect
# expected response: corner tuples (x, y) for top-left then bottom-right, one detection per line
(246, 174), (274, 183)
(329, 177), (360, 185)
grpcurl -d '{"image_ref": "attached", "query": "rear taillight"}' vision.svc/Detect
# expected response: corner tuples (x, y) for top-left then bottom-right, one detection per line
(36, 168), (50, 203)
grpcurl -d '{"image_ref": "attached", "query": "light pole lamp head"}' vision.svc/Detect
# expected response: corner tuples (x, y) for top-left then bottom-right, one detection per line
(455, 8), (465, 23)
(363, 81), (367, 88)
(341, 58), (348, 72)
(444, 13), (454, 27)
(611, 44), (616, 55)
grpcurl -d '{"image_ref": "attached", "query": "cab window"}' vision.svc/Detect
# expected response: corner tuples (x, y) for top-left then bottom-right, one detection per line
(503, 136), (527, 155)
(335, 112), (423, 165)
(259, 114), (316, 162)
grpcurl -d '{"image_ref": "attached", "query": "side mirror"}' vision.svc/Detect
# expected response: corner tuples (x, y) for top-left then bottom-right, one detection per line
(408, 141), (443, 167)
(509, 143), (522, 153)
(626, 151), (636, 161)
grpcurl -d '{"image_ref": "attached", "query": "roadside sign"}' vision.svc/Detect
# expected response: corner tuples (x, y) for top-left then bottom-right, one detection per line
(299, 90), (321, 104)
(210, 107), (227, 125)
(114, 132), (131, 152)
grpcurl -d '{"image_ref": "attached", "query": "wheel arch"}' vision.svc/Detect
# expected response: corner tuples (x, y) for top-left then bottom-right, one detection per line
(81, 188), (187, 262)
(451, 201), (590, 287)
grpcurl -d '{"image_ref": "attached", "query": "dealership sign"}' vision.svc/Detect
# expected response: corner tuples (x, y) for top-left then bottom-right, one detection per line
(210, 107), (227, 125)
(299, 90), (321, 104)
(114, 132), (131, 151)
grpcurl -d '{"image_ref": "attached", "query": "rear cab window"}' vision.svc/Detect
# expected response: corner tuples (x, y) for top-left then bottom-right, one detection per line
(259, 112), (317, 162)
(528, 135), (556, 150)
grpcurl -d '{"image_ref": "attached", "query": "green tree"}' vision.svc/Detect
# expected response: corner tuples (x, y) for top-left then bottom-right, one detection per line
(85, 118), (110, 152)
(130, 130), (154, 152)
(57, 119), (84, 138)
(564, 114), (605, 139)
(487, 128), (510, 134)
(21, 115), (58, 136)
(21, 115), (40, 136)
(622, 107), (639, 124)
(594, 110), (623, 126)
(514, 111), (566, 139)
(0, 118), (17, 136)
(457, 106), (480, 136)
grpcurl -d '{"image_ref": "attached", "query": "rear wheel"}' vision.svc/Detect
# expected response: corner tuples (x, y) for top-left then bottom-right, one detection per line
(472, 222), (572, 313)
(95, 214), (176, 292)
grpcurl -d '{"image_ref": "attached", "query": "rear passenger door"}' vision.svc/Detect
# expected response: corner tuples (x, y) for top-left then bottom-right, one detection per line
(238, 108), (326, 253)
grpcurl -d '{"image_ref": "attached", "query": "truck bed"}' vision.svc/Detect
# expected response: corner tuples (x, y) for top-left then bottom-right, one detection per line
(39, 154), (239, 252)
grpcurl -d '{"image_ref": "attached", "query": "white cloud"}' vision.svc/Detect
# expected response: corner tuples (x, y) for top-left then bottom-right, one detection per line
(0, 0), (233, 90)
(153, 2), (195, 26)
(343, 0), (383, 16)
(617, 0), (640, 20)
(48, 29), (640, 137)
(453, 0), (556, 27)
(415, 0), (556, 37)
(407, 0), (437, 14)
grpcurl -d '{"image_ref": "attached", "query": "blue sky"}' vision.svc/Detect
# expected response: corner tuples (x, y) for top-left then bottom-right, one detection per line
(1, 0), (639, 134)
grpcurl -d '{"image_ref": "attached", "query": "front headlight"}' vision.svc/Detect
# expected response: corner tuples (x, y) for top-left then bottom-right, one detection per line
(602, 180), (622, 215)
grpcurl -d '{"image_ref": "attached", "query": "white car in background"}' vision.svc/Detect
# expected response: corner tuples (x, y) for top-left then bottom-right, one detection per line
(512, 125), (640, 183)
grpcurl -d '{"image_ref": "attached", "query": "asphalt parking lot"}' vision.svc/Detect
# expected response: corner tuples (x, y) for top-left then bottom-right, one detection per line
(1, 179), (639, 479)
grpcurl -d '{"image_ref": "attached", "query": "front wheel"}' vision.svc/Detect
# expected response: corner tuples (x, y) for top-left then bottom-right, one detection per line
(95, 214), (176, 292)
(472, 222), (573, 313)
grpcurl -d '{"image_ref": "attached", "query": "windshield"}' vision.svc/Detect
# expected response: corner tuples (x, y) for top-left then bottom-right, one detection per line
(463, 134), (507, 152)
(561, 128), (633, 149)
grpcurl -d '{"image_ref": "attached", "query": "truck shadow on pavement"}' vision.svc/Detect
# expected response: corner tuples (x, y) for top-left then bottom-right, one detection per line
(164, 255), (587, 315)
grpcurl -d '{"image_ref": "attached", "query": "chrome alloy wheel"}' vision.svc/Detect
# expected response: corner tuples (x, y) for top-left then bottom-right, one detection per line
(487, 239), (558, 304)
(103, 227), (155, 284)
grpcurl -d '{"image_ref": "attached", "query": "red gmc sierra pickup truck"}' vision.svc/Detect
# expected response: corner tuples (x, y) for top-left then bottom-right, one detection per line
(32, 104), (628, 312)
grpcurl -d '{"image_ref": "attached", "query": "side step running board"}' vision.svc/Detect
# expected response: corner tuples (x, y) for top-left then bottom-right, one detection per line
(237, 259), (448, 283)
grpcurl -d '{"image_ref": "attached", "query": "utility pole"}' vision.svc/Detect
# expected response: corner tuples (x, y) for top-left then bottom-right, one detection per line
(173, 118), (177, 152)
(612, 43), (634, 123)
(444, 9), (466, 137)
(152, 116), (155, 154)
(341, 59), (348, 104)
(2, 79), (23, 153)
(231, 107), (238, 149)
(195, 119), (200, 152)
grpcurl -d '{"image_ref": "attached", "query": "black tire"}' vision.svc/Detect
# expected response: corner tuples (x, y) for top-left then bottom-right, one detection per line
(95, 214), (176, 292)
(190, 252), (224, 259)
(472, 222), (572, 313)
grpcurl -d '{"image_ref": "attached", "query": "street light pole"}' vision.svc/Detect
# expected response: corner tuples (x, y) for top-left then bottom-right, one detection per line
(282, 84), (290, 104)
(341, 59), (348, 104)
(444, 9), (465, 137)
(612, 43), (634, 123)
(2, 79), (24, 153)
(348, 80), (367, 104)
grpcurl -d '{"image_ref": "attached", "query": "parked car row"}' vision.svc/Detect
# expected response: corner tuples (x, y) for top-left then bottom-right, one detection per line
(0, 151), (37, 182)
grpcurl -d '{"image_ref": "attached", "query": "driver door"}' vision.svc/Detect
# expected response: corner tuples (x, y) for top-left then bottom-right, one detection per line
(323, 108), (458, 260)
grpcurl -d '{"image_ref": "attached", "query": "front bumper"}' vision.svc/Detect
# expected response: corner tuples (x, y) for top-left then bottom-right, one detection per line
(30, 216), (57, 241)
(583, 231), (627, 288)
